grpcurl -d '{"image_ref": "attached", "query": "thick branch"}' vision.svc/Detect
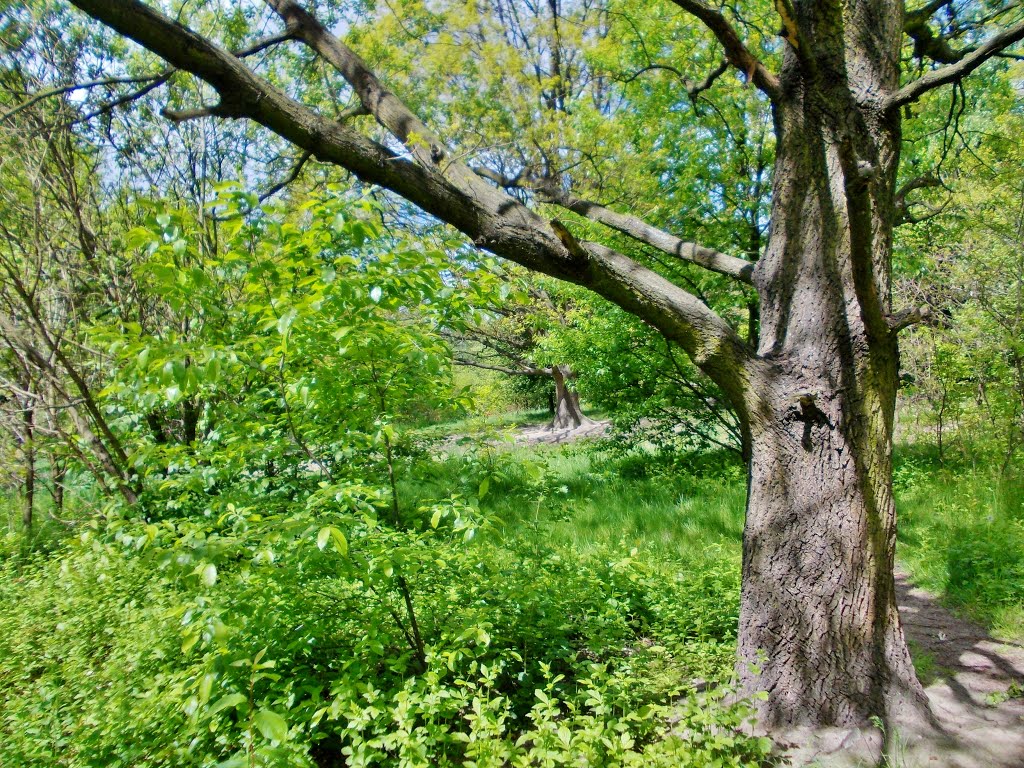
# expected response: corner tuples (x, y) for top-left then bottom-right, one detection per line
(904, 1), (965, 64)
(888, 305), (936, 333)
(264, 0), (479, 190)
(667, 0), (780, 100)
(541, 188), (755, 284)
(888, 18), (1024, 109)
(67, 0), (758, 417)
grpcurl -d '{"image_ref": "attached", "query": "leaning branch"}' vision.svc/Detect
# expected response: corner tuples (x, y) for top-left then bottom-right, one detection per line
(67, 0), (758, 416)
(888, 18), (1024, 109)
(539, 187), (755, 285)
(887, 305), (938, 333)
(667, 0), (780, 100)
(454, 358), (549, 377)
(264, 0), (482, 192)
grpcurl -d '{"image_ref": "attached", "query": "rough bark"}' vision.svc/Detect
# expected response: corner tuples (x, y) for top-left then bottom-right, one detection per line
(738, 2), (929, 727)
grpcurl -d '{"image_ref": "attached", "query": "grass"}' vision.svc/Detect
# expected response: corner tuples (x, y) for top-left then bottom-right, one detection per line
(404, 424), (1024, 645)
(403, 440), (747, 566)
(894, 443), (1024, 641)
(412, 407), (554, 443)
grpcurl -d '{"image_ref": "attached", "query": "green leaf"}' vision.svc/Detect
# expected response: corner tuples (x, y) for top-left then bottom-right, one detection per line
(316, 526), (331, 551)
(478, 477), (490, 498)
(329, 527), (348, 556)
(317, 526), (348, 556)
(277, 309), (297, 336)
(198, 673), (214, 704)
(201, 564), (218, 586)
(209, 693), (247, 715)
(253, 709), (289, 742)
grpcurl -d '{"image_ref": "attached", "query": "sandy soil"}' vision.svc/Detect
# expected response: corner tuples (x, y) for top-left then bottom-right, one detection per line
(505, 418), (611, 446)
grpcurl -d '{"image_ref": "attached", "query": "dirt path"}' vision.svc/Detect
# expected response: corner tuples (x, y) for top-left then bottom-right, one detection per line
(891, 571), (1024, 767)
(438, 418), (611, 452)
(507, 418), (611, 447)
(782, 573), (1024, 767)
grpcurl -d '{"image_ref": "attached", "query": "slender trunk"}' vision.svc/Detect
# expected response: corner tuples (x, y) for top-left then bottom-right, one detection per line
(51, 455), (65, 514)
(182, 397), (199, 445)
(22, 404), (34, 534)
(383, 432), (400, 526)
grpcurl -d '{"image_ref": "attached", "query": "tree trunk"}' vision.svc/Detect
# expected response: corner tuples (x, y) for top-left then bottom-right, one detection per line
(51, 455), (65, 515)
(22, 404), (34, 534)
(549, 364), (593, 430)
(740, 370), (927, 727)
(737, 12), (929, 728)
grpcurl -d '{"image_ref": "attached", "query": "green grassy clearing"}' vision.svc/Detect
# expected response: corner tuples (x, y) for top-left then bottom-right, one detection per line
(404, 427), (1024, 642)
(894, 444), (1024, 640)
(1, 418), (1021, 766)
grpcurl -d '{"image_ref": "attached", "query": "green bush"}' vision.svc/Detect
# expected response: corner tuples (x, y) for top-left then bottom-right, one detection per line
(0, 502), (768, 768)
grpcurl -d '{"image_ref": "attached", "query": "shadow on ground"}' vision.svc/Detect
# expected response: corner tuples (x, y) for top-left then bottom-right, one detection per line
(892, 571), (1024, 768)
(783, 575), (1024, 766)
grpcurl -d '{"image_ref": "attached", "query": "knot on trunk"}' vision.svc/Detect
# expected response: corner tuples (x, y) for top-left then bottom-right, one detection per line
(788, 394), (833, 451)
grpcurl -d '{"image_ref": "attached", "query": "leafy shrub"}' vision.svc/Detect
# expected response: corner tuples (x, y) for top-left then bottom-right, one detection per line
(0, 500), (766, 767)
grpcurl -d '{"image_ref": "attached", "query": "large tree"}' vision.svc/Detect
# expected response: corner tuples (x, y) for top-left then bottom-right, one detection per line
(50, 0), (1024, 730)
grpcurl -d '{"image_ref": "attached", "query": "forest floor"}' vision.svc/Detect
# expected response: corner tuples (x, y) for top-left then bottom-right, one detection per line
(506, 417), (611, 446)
(890, 572), (1024, 767)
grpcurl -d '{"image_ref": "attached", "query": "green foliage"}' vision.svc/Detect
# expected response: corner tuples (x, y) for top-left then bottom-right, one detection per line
(895, 446), (1024, 640)
(896, 66), (1024, 466)
(79, 188), (480, 519)
(0, 480), (769, 767)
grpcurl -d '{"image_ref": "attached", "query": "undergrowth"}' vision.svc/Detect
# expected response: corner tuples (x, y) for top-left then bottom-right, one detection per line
(894, 443), (1024, 641)
(3, 424), (1019, 766)
(0, 442), (770, 768)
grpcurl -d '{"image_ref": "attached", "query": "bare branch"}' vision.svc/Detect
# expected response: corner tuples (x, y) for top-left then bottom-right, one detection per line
(888, 18), (1024, 110)
(453, 358), (549, 376)
(264, 0), (476, 185)
(162, 103), (235, 122)
(233, 30), (296, 58)
(618, 59), (729, 100)
(63, 72), (172, 127)
(259, 151), (312, 203)
(667, 0), (780, 100)
(540, 186), (755, 284)
(0, 72), (169, 122)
